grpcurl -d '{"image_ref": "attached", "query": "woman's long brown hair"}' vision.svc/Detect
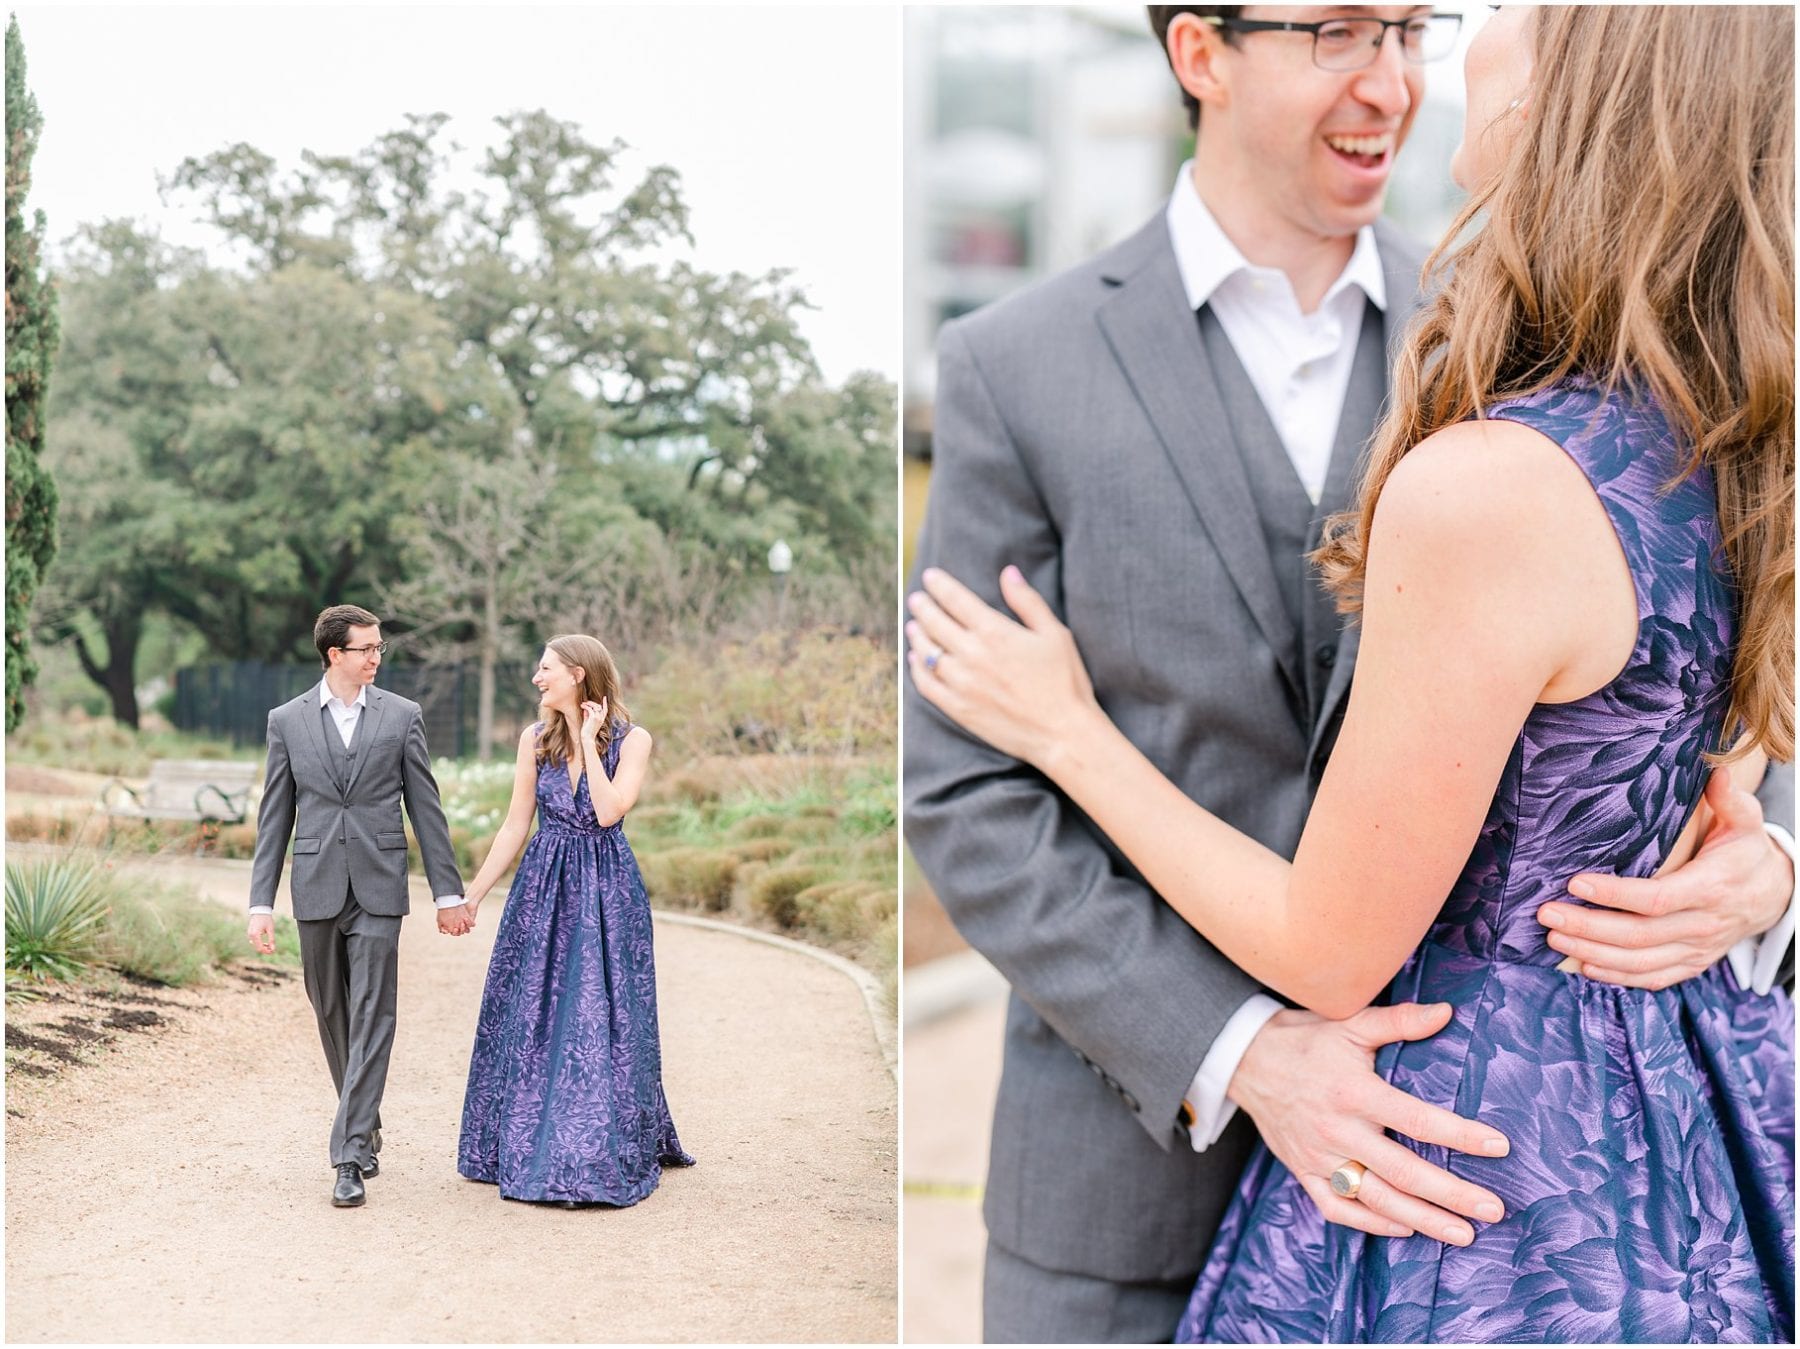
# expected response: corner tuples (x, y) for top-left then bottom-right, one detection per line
(1316, 5), (1794, 762)
(536, 634), (631, 768)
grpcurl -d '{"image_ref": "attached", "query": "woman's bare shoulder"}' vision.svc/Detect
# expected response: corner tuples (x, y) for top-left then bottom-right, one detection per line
(1368, 412), (1612, 561)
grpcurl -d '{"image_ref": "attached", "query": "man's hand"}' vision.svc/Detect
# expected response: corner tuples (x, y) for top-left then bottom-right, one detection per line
(1539, 769), (1792, 990)
(246, 913), (276, 955)
(1228, 1003), (1510, 1246)
(437, 903), (474, 936)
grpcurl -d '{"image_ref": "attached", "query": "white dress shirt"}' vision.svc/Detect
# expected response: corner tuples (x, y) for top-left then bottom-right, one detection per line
(1165, 163), (1798, 1151)
(1165, 161), (1386, 503)
(249, 678), (465, 915)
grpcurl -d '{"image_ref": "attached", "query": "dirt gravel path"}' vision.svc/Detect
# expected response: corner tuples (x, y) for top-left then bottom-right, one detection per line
(5, 855), (896, 1344)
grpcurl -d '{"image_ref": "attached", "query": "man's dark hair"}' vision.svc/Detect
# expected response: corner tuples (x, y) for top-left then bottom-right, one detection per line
(314, 605), (381, 668)
(1146, 6), (1242, 132)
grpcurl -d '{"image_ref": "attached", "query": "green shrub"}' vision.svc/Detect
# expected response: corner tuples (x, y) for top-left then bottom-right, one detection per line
(5, 810), (92, 848)
(727, 813), (791, 840)
(212, 821), (259, 859)
(95, 883), (296, 985)
(840, 792), (898, 838)
(749, 864), (832, 928)
(628, 804), (686, 836)
(99, 884), (247, 986)
(640, 846), (739, 912)
(6, 858), (112, 984)
(794, 880), (897, 946)
(660, 770), (722, 806)
(730, 838), (786, 864)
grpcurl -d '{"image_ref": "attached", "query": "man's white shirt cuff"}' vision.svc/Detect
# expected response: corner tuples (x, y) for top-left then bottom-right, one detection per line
(1183, 993), (1283, 1152)
(248, 905), (274, 915)
(1727, 823), (1797, 994)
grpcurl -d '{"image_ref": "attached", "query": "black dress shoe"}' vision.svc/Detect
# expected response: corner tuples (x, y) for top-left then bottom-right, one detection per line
(360, 1154), (379, 1179)
(332, 1162), (366, 1207)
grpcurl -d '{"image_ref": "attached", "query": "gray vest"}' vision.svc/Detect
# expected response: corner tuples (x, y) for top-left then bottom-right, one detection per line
(1196, 299), (1387, 728)
(320, 701), (366, 792)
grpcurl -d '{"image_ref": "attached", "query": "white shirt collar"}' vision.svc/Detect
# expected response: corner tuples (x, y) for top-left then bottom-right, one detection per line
(1165, 161), (1387, 315)
(317, 677), (368, 713)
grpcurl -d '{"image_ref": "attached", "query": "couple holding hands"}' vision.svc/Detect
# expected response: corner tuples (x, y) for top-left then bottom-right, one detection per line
(246, 605), (691, 1211)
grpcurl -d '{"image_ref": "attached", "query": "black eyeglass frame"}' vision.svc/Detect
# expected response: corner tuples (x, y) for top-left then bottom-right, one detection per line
(338, 642), (388, 657)
(1202, 13), (1464, 70)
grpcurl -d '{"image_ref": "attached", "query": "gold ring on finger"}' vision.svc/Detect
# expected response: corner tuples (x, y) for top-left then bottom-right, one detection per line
(1329, 1160), (1368, 1201)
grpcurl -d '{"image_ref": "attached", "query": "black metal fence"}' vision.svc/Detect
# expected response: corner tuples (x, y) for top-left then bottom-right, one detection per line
(173, 661), (541, 760)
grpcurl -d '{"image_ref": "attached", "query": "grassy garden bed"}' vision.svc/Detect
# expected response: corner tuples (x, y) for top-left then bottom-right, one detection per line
(6, 855), (300, 1004)
(8, 630), (900, 1014)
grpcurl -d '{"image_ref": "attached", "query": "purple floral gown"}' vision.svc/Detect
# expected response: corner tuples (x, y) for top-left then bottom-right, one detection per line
(1179, 381), (1794, 1343)
(457, 720), (693, 1204)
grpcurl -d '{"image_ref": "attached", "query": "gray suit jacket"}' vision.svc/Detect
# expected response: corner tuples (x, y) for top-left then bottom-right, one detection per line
(248, 685), (463, 920)
(904, 212), (1429, 1284)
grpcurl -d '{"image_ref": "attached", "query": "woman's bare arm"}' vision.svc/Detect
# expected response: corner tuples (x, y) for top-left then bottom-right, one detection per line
(464, 726), (541, 910)
(586, 726), (652, 827)
(910, 418), (1631, 1016)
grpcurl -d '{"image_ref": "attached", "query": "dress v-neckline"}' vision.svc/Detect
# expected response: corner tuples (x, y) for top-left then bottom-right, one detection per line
(564, 765), (585, 800)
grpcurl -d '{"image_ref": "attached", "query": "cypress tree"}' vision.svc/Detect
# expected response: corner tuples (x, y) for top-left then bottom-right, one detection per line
(5, 15), (60, 732)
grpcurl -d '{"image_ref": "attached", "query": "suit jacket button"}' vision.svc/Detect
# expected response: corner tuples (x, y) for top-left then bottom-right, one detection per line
(1315, 644), (1336, 668)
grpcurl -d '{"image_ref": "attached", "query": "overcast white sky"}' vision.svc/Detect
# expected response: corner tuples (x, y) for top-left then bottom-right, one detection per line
(12, 4), (900, 384)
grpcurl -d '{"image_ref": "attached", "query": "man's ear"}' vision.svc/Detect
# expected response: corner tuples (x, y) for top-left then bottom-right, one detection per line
(1165, 12), (1234, 117)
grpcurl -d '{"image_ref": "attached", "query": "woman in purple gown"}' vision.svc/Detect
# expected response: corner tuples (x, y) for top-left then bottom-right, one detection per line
(906, 6), (1792, 1341)
(456, 634), (692, 1206)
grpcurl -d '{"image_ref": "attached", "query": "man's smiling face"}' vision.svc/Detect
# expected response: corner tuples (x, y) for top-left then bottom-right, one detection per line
(1201, 6), (1427, 242)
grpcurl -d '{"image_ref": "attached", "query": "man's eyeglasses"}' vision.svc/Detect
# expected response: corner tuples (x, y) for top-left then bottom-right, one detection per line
(340, 643), (388, 658)
(1204, 13), (1463, 72)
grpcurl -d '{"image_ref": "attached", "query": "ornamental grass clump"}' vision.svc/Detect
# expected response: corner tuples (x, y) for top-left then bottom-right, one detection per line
(5, 858), (111, 987)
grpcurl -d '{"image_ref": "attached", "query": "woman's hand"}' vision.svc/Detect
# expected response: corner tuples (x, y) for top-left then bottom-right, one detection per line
(906, 565), (1101, 770)
(579, 698), (608, 746)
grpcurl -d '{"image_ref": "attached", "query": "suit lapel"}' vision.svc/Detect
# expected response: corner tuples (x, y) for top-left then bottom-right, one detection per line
(342, 688), (386, 797)
(297, 688), (340, 796)
(1095, 221), (1303, 699)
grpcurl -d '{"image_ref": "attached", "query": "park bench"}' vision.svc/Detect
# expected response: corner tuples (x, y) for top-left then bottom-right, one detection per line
(99, 759), (259, 853)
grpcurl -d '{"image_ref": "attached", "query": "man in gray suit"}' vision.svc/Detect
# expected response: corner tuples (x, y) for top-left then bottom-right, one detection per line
(904, 7), (1796, 1341)
(247, 604), (469, 1208)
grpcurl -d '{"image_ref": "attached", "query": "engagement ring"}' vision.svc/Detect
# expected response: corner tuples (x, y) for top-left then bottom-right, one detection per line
(1329, 1160), (1367, 1201)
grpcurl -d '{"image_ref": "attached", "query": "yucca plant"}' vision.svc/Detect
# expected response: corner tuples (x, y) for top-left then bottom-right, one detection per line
(5, 859), (113, 985)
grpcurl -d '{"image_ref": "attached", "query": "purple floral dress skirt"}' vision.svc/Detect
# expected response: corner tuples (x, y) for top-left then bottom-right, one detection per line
(457, 721), (693, 1204)
(1179, 382), (1794, 1342)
